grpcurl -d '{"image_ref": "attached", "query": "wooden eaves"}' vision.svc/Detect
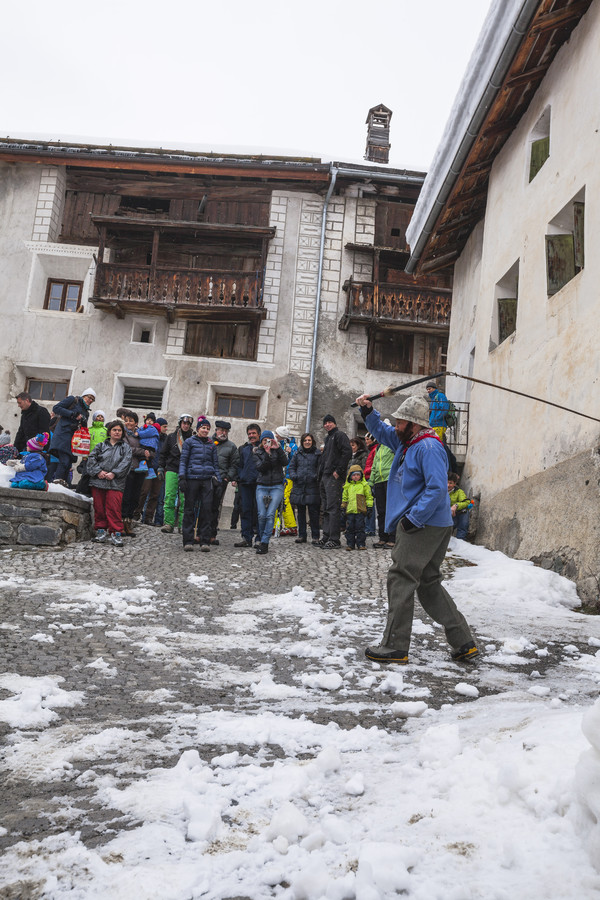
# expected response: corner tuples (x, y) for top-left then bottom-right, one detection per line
(415, 0), (594, 275)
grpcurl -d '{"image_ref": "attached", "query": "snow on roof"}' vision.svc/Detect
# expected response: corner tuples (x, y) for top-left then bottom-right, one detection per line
(406, 0), (532, 256)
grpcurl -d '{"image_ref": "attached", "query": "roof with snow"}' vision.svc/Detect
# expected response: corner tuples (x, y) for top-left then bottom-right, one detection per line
(405, 0), (594, 275)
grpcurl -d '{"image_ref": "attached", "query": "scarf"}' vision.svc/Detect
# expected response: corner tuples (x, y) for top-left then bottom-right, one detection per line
(399, 428), (442, 466)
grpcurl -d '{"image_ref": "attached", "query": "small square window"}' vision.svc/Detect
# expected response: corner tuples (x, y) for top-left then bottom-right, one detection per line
(44, 279), (83, 313)
(546, 190), (585, 296)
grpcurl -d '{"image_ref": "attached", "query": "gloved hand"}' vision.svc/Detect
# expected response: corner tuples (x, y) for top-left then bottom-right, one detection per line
(157, 468), (165, 481)
(178, 479), (187, 492)
(400, 515), (419, 534)
(5, 459), (21, 468)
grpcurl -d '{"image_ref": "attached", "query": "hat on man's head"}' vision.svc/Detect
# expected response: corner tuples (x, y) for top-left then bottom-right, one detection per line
(323, 414), (336, 425)
(156, 417), (168, 426)
(27, 432), (50, 452)
(260, 430), (275, 441)
(426, 382), (437, 390)
(392, 396), (431, 429)
(196, 416), (211, 429)
(215, 420), (231, 430)
(81, 387), (96, 400)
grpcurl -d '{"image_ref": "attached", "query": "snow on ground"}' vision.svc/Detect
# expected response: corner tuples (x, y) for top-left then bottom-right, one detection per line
(2, 542), (600, 897)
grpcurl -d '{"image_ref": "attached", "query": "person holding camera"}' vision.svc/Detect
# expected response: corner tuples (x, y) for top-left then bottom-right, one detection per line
(253, 430), (288, 555)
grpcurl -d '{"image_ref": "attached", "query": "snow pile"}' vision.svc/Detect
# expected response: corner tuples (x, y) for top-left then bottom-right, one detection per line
(0, 674), (84, 728)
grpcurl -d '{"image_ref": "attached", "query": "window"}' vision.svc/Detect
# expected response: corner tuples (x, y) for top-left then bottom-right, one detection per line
(122, 385), (165, 408)
(528, 107), (550, 182)
(215, 393), (260, 419)
(546, 190), (585, 296)
(131, 321), (155, 344)
(184, 320), (259, 361)
(367, 329), (413, 373)
(491, 260), (519, 349)
(25, 378), (69, 402)
(44, 279), (83, 312)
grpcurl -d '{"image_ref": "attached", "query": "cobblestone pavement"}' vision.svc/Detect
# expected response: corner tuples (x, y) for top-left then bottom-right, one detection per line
(1, 519), (598, 894)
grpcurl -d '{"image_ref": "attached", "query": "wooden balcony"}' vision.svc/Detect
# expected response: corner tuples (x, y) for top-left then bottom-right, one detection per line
(91, 263), (266, 322)
(339, 279), (452, 331)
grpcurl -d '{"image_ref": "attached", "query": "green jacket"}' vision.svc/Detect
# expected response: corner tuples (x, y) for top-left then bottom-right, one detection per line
(342, 476), (373, 514)
(368, 443), (394, 485)
(89, 421), (108, 452)
(449, 486), (470, 512)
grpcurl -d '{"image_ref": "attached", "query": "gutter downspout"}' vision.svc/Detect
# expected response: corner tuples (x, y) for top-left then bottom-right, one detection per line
(305, 165), (426, 430)
(306, 165), (338, 432)
(405, 0), (540, 274)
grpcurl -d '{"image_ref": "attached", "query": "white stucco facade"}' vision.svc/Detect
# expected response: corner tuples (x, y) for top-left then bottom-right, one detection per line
(0, 158), (426, 449)
(444, 1), (600, 593)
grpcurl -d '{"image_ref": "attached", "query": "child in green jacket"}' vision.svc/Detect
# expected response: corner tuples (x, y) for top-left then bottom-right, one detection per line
(342, 464), (373, 550)
(448, 472), (471, 540)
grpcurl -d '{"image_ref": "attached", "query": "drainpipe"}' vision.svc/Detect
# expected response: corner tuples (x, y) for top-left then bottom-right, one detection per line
(405, 0), (541, 274)
(305, 164), (338, 432)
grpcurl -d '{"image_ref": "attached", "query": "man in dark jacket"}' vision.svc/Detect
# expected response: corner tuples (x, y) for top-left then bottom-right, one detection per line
(233, 423), (261, 548)
(15, 392), (51, 453)
(179, 416), (221, 551)
(319, 414), (352, 549)
(210, 420), (239, 544)
(48, 389), (95, 484)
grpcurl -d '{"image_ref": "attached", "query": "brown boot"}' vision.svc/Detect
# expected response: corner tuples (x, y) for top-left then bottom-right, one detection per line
(122, 518), (136, 537)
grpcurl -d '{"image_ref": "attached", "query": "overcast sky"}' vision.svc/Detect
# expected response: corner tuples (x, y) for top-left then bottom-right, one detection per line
(2, 0), (491, 171)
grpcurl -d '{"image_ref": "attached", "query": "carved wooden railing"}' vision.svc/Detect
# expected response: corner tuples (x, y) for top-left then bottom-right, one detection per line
(343, 279), (451, 326)
(94, 264), (263, 309)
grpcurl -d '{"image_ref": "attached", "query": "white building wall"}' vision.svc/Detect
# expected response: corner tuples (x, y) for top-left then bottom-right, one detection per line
(445, 2), (600, 594)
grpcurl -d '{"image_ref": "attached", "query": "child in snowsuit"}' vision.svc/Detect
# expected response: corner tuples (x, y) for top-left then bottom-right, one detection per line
(342, 464), (373, 550)
(448, 472), (471, 540)
(7, 432), (49, 491)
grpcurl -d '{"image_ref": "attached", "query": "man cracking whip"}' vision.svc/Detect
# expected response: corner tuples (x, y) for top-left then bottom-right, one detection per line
(354, 391), (478, 665)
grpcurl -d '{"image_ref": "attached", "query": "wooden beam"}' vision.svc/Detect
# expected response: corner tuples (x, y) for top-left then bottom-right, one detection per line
(505, 64), (549, 88)
(531, 1), (592, 34)
(419, 251), (459, 274)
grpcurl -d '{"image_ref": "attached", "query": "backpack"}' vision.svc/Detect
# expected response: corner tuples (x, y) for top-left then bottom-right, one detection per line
(444, 401), (457, 428)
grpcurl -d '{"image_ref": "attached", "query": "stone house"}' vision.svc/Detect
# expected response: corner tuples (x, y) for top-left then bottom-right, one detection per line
(406, 0), (600, 596)
(0, 138), (451, 452)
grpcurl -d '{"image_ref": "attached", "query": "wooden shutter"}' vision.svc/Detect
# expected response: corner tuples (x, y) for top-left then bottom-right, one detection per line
(529, 137), (549, 182)
(498, 298), (517, 343)
(573, 202), (585, 269)
(546, 234), (575, 295)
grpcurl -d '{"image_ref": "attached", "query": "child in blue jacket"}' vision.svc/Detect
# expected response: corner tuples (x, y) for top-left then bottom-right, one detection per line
(7, 433), (49, 491)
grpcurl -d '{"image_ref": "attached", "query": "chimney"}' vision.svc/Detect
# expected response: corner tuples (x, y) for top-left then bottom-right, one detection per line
(365, 104), (392, 164)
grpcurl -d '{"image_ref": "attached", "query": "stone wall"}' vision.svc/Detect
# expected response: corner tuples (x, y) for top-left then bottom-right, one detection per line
(0, 487), (93, 547)
(475, 447), (600, 603)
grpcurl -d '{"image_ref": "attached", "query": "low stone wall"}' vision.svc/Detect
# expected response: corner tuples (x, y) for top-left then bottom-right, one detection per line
(475, 447), (600, 603)
(0, 486), (93, 547)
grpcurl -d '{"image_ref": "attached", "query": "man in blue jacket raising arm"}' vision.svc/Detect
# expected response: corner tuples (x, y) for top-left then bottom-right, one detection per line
(354, 392), (478, 665)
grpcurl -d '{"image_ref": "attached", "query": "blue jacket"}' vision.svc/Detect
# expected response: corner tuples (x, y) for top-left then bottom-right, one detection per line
(366, 408), (452, 533)
(50, 396), (91, 454)
(237, 441), (260, 484)
(179, 435), (221, 482)
(137, 423), (161, 453)
(11, 451), (47, 485)
(428, 389), (449, 427)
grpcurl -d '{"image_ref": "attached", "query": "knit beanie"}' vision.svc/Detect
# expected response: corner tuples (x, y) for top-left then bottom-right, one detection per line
(260, 430), (275, 441)
(93, 410), (106, 421)
(156, 417), (168, 426)
(323, 414), (336, 425)
(27, 432), (50, 452)
(196, 416), (211, 429)
(81, 387), (96, 400)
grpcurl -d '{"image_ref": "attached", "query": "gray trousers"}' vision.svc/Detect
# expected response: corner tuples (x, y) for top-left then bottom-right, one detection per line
(321, 474), (344, 542)
(382, 524), (473, 653)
